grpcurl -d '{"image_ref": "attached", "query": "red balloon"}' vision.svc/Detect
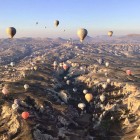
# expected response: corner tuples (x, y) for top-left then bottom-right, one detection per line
(126, 70), (132, 76)
(21, 112), (29, 119)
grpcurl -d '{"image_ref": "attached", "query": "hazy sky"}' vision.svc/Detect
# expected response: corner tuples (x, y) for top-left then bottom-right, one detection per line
(0, 0), (140, 38)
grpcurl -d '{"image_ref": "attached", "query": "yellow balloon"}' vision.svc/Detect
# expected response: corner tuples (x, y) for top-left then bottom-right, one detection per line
(6, 27), (16, 38)
(85, 93), (93, 102)
(108, 31), (113, 37)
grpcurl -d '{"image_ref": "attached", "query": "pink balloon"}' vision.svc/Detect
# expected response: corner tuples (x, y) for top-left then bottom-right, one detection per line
(2, 88), (9, 95)
(126, 70), (132, 76)
(63, 64), (68, 71)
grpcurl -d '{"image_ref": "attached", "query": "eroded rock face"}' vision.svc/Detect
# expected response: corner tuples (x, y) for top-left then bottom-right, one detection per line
(0, 105), (20, 139)
(127, 92), (140, 115)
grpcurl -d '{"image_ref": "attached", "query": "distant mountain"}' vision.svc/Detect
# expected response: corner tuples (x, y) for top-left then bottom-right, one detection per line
(126, 34), (140, 37)
(54, 37), (66, 42)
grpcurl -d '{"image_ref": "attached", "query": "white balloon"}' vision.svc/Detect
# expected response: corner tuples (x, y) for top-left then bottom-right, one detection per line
(78, 103), (86, 110)
(24, 84), (29, 90)
(12, 103), (19, 110)
(100, 94), (106, 102)
(83, 89), (88, 94)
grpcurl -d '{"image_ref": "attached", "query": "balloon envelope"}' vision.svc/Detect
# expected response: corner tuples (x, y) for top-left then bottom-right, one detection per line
(83, 89), (88, 94)
(108, 31), (113, 37)
(2, 88), (9, 95)
(78, 103), (86, 110)
(100, 94), (106, 102)
(24, 84), (29, 90)
(126, 70), (132, 75)
(54, 20), (59, 27)
(21, 112), (29, 119)
(63, 64), (68, 70)
(85, 93), (93, 102)
(6, 27), (16, 38)
(12, 103), (19, 110)
(77, 28), (88, 42)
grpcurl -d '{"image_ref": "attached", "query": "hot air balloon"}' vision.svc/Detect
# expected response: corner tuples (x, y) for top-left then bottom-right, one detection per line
(6, 27), (16, 38)
(105, 62), (109, 67)
(100, 94), (106, 102)
(36, 22), (38, 25)
(85, 93), (93, 102)
(12, 103), (19, 110)
(14, 99), (20, 104)
(126, 70), (132, 76)
(63, 63), (68, 70)
(53, 61), (57, 67)
(73, 88), (77, 92)
(24, 84), (29, 90)
(66, 80), (70, 85)
(21, 112), (29, 119)
(34, 66), (38, 71)
(78, 103), (86, 110)
(2, 87), (9, 95)
(54, 20), (59, 27)
(105, 72), (108, 77)
(83, 89), (88, 94)
(10, 62), (15, 67)
(77, 28), (88, 42)
(107, 78), (111, 83)
(59, 63), (63, 67)
(98, 58), (104, 65)
(108, 31), (113, 37)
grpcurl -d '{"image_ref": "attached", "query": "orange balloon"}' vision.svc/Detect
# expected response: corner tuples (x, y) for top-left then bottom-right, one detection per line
(85, 93), (93, 102)
(21, 112), (29, 119)
(126, 70), (132, 76)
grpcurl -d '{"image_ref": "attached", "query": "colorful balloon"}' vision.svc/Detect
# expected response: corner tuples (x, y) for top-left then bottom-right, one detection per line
(63, 63), (68, 70)
(108, 31), (113, 37)
(85, 93), (93, 102)
(126, 70), (132, 76)
(21, 112), (29, 119)
(54, 20), (59, 27)
(78, 103), (86, 110)
(12, 103), (19, 110)
(77, 28), (88, 42)
(100, 94), (106, 102)
(2, 87), (9, 95)
(6, 27), (16, 38)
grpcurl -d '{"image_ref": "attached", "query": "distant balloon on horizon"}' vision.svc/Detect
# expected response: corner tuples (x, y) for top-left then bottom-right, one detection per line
(6, 27), (16, 38)
(54, 20), (59, 27)
(77, 28), (88, 42)
(108, 31), (113, 37)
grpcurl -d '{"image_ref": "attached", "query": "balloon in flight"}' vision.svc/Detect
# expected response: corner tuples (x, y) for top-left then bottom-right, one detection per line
(85, 93), (93, 102)
(83, 89), (88, 94)
(2, 87), (9, 95)
(78, 103), (86, 110)
(108, 31), (113, 37)
(77, 28), (88, 42)
(24, 84), (29, 90)
(100, 94), (106, 102)
(54, 20), (59, 27)
(12, 103), (19, 110)
(6, 27), (16, 38)
(126, 70), (132, 76)
(21, 112), (29, 119)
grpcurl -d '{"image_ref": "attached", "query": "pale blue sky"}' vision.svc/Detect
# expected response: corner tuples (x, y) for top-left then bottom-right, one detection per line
(0, 0), (140, 38)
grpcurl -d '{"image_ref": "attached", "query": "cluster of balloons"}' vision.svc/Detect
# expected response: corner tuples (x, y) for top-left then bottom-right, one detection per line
(5, 19), (113, 42)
